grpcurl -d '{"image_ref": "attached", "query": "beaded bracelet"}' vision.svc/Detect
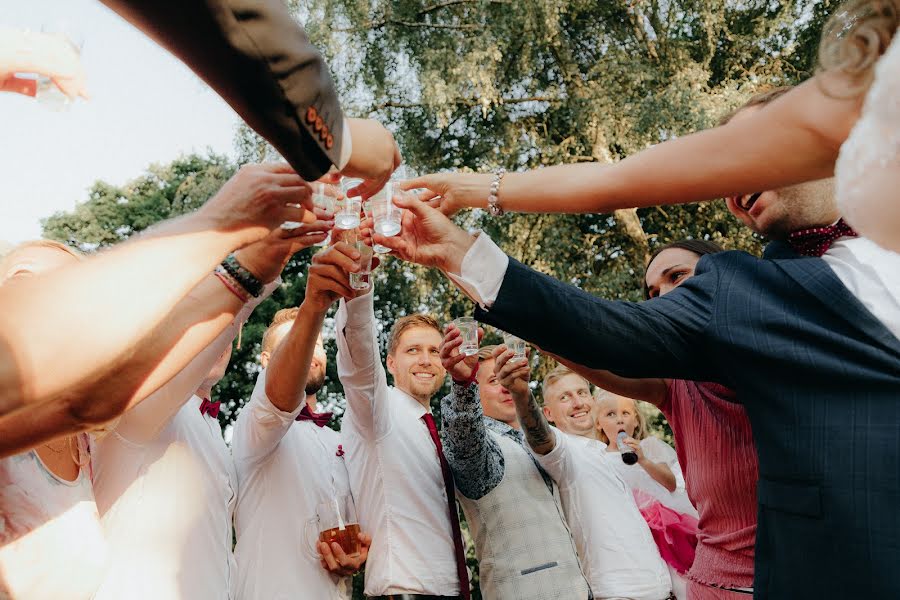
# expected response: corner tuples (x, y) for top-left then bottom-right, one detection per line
(221, 254), (263, 298)
(214, 266), (251, 303)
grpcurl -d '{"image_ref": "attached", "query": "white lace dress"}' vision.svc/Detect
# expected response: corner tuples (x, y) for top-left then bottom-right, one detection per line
(835, 28), (900, 254)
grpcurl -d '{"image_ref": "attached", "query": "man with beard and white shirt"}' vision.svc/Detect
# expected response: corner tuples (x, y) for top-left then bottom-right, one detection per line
(337, 295), (468, 599)
(232, 242), (371, 600)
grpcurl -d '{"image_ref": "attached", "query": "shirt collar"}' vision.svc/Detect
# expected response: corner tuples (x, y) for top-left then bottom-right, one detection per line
(483, 416), (523, 442)
(391, 386), (431, 418)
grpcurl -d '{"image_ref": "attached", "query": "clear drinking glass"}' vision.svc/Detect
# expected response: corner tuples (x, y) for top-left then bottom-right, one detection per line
(312, 182), (337, 246)
(453, 317), (479, 356)
(502, 331), (527, 361)
(336, 179), (362, 230)
(362, 195), (392, 254)
(372, 186), (403, 238)
(316, 495), (361, 557)
(37, 21), (84, 112)
(349, 239), (374, 291)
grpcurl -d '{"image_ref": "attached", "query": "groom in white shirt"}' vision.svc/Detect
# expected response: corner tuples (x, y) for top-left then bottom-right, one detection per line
(337, 295), (469, 598)
(232, 242), (371, 600)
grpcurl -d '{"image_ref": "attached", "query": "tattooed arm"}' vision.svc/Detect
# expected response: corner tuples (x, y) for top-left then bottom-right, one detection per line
(492, 345), (556, 455)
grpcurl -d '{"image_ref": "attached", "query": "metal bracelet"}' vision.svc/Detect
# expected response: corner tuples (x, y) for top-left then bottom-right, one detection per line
(487, 168), (506, 216)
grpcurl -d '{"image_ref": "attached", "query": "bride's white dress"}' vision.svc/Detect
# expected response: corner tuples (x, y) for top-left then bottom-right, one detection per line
(835, 29), (900, 254)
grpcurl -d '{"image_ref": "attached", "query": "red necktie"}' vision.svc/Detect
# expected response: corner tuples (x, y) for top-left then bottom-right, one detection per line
(788, 219), (858, 257)
(421, 413), (470, 600)
(295, 404), (333, 427)
(199, 398), (220, 419)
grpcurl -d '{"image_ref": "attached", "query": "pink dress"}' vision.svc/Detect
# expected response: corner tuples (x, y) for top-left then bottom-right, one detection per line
(659, 380), (758, 599)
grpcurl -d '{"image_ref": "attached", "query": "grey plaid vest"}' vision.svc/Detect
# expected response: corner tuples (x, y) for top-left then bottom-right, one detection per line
(458, 432), (591, 600)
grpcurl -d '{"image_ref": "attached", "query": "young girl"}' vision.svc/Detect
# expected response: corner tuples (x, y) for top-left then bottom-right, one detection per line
(594, 389), (699, 600)
(594, 392), (697, 518)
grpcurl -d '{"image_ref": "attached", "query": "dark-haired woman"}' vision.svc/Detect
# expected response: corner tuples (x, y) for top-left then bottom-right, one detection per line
(555, 240), (758, 600)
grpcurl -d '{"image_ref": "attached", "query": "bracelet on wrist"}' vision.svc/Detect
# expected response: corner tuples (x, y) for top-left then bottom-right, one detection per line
(487, 168), (506, 217)
(222, 253), (263, 297)
(214, 266), (251, 303)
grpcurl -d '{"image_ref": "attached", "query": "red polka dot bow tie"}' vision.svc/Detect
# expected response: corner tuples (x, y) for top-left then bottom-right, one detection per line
(199, 398), (220, 419)
(787, 219), (858, 257)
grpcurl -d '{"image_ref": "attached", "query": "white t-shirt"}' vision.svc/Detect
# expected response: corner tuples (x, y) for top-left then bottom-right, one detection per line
(533, 429), (672, 600)
(232, 370), (353, 600)
(336, 292), (460, 597)
(608, 436), (698, 518)
(0, 435), (107, 600)
(91, 396), (238, 600)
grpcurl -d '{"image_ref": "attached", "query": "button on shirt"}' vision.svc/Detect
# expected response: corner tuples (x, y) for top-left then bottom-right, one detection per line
(232, 369), (352, 600)
(336, 292), (459, 597)
(533, 430), (672, 600)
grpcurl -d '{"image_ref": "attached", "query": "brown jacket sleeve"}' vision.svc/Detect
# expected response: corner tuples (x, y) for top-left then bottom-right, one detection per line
(101, 0), (344, 179)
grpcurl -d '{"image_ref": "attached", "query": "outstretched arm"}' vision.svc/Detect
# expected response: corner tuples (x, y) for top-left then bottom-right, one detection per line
(493, 346), (555, 455)
(547, 352), (668, 408)
(404, 75), (860, 216)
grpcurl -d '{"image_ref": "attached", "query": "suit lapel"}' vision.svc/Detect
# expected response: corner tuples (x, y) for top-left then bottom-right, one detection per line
(764, 241), (900, 355)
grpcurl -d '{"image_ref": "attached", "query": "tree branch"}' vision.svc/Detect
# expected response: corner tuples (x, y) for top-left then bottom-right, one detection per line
(334, 19), (478, 32)
(418, 0), (510, 17)
(372, 96), (560, 111)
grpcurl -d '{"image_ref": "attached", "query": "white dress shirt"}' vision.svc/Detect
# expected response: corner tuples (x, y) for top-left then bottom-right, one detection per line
(91, 395), (238, 600)
(452, 232), (900, 342)
(822, 236), (900, 341)
(232, 370), (352, 600)
(336, 292), (460, 597)
(532, 430), (672, 600)
(91, 283), (275, 600)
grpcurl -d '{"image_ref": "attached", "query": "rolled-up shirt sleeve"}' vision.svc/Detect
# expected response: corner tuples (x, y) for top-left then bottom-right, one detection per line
(232, 368), (306, 467)
(529, 428), (573, 488)
(440, 382), (505, 500)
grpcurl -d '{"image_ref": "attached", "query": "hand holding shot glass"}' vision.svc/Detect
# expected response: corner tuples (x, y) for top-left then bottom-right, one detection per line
(336, 178), (363, 230)
(501, 331), (527, 361)
(453, 317), (479, 356)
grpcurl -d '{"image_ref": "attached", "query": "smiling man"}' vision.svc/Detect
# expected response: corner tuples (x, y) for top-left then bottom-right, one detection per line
(436, 335), (591, 600)
(336, 300), (470, 599)
(541, 365), (599, 440)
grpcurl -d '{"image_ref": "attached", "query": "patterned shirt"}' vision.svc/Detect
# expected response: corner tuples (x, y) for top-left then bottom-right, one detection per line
(440, 381), (552, 500)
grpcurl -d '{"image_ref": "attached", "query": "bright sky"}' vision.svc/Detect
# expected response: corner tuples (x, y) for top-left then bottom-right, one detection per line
(0, 0), (240, 244)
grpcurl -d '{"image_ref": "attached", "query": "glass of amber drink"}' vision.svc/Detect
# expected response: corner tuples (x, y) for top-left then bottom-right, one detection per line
(316, 495), (361, 557)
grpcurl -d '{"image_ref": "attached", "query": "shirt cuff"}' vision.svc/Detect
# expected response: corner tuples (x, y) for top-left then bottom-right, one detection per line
(342, 290), (374, 329)
(445, 232), (509, 309)
(338, 119), (353, 170)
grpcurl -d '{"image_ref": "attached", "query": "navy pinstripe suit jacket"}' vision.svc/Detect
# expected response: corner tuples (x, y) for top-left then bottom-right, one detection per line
(475, 242), (900, 599)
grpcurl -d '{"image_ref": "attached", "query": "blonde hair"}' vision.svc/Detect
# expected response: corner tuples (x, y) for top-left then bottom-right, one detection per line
(818, 0), (899, 96)
(387, 314), (442, 356)
(592, 389), (649, 445)
(477, 345), (499, 361)
(261, 307), (299, 355)
(541, 364), (589, 404)
(0, 239), (83, 278)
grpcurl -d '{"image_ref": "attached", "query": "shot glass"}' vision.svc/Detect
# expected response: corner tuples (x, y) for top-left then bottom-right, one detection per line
(453, 317), (479, 356)
(502, 332), (527, 361)
(312, 182), (337, 246)
(371, 184), (403, 238)
(350, 240), (374, 291)
(362, 197), (392, 254)
(37, 22), (84, 111)
(336, 179), (362, 230)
